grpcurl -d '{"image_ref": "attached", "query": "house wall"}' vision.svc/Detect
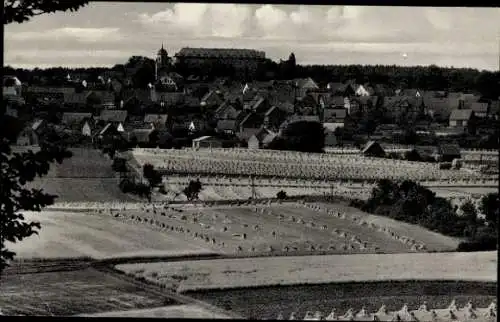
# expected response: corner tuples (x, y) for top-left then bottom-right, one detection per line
(82, 123), (92, 136)
(194, 139), (223, 149)
(16, 132), (30, 146)
(450, 120), (468, 127)
(248, 136), (260, 149)
(344, 98), (351, 114)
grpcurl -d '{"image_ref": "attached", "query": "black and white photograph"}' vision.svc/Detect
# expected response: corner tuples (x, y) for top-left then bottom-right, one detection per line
(1, 1), (499, 319)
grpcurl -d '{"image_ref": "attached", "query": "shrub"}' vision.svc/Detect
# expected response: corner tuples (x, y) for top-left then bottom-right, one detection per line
(119, 179), (151, 201)
(112, 157), (127, 173)
(143, 163), (163, 187)
(457, 233), (497, 251)
(439, 162), (452, 170)
(183, 179), (203, 201)
(158, 185), (167, 195)
(404, 150), (421, 162)
(352, 179), (494, 246)
(276, 190), (287, 200)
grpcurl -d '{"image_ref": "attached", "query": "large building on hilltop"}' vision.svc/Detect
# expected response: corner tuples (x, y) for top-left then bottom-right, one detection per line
(174, 47), (266, 71)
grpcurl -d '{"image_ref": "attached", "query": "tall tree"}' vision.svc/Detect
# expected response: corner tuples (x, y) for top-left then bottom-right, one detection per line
(268, 121), (325, 153)
(1, 131), (73, 273)
(1, 0), (87, 275)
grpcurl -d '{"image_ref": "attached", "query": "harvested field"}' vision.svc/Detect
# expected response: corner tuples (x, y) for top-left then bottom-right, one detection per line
(0, 268), (177, 316)
(78, 304), (232, 318)
(13, 147), (115, 178)
(6, 211), (213, 260)
(307, 202), (460, 251)
(161, 175), (495, 202)
(186, 280), (497, 320)
(14, 147), (137, 203)
(117, 201), (460, 255)
(432, 187), (498, 198)
(163, 183), (337, 201)
(28, 178), (136, 203)
(115, 252), (497, 293)
(129, 148), (491, 181)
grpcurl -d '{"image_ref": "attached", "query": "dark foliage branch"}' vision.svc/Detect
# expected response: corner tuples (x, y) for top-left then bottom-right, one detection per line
(356, 179), (497, 251)
(183, 179), (202, 201)
(4, 0), (89, 24)
(0, 136), (72, 273)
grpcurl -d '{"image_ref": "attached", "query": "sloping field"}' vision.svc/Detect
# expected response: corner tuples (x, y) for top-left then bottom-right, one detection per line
(5, 211), (213, 260)
(308, 202), (460, 251)
(13, 147), (136, 202)
(187, 281), (497, 320)
(78, 305), (232, 318)
(0, 268), (177, 316)
(12, 147), (115, 178)
(115, 252), (497, 293)
(28, 178), (136, 203)
(116, 201), (459, 255)
(113, 207), (402, 256)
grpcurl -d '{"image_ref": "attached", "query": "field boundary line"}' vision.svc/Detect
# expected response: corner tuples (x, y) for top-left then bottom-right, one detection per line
(92, 264), (244, 319)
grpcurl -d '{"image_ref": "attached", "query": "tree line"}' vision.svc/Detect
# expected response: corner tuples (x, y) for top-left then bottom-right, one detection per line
(350, 179), (498, 251)
(5, 52), (500, 99)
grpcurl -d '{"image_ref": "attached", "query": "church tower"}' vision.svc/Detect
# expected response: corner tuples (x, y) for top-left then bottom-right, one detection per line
(155, 44), (170, 81)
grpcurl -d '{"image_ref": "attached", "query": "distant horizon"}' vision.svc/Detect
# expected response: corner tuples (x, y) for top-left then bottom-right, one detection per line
(4, 59), (496, 73)
(4, 3), (500, 71)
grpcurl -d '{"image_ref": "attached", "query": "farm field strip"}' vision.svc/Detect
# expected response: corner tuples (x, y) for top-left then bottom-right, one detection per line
(211, 206), (409, 253)
(164, 174), (497, 189)
(28, 178), (137, 203)
(99, 200), (460, 258)
(133, 147), (497, 164)
(77, 304), (233, 318)
(5, 210), (212, 260)
(188, 282), (497, 320)
(0, 268), (175, 316)
(37, 148), (115, 178)
(265, 205), (411, 252)
(130, 149), (493, 181)
(164, 184), (366, 201)
(115, 251), (497, 293)
(108, 204), (419, 256)
(309, 202), (460, 251)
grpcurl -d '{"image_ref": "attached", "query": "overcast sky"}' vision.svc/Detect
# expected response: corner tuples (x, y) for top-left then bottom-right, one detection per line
(4, 3), (500, 71)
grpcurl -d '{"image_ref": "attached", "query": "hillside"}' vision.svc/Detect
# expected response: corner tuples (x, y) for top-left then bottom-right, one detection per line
(12, 146), (136, 202)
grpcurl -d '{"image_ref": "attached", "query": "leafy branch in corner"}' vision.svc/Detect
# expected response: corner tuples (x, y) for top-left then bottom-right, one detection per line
(3, 0), (89, 25)
(0, 136), (72, 274)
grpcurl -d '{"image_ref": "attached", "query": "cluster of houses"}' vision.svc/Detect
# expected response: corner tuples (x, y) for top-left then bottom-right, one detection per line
(4, 69), (499, 150)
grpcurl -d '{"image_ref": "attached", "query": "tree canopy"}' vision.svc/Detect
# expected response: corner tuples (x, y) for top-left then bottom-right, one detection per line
(356, 179), (497, 251)
(1, 0), (87, 275)
(4, 0), (89, 24)
(0, 134), (73, 272)
(268, 121), (325, 153)
(5, 56), (500, 99)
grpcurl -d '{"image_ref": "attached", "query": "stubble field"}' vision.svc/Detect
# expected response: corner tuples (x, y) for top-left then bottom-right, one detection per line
(186, 280), (497, 320)
(5, 210), (213, 260)
(0, 268), (176, 316)
(107, 201), (460, 258)
(78, 304), (232, 318)
(115, 252), (497, 293)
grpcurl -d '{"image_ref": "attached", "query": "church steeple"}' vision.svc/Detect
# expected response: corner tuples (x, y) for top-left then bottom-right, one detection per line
(155, 44), (170, 81)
